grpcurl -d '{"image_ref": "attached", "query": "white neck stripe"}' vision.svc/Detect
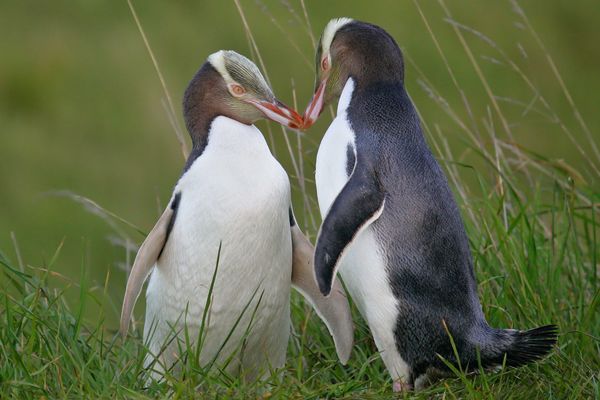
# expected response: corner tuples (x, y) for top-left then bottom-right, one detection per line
(337, 78), (355, 115)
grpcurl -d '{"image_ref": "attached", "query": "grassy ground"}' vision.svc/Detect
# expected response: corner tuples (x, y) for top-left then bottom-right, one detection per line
(1, 1), (599, 398)
(1, 179), (598, 399)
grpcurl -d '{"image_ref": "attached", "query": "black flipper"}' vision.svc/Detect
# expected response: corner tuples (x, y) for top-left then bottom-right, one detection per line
(314, 163), (385, 296)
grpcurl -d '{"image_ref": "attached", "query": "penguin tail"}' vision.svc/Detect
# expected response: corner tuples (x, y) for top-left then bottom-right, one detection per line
(478, 324), (558, 369)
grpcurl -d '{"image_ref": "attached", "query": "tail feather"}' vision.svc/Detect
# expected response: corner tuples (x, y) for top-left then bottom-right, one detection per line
(482, 324), (558, 368)
(501, 325), (558, 367)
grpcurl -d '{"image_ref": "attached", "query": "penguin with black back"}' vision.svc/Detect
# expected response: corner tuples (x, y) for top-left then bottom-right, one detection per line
(301, 18), (557, 391)
(120, 50), (354, 380)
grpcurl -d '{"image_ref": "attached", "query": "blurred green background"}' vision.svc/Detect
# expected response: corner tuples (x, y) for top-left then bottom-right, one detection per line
(1, 1), (598, 327)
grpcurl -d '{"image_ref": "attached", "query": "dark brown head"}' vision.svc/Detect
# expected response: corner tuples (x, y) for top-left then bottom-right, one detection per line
(302, 18), (405, 128)
(183, 50), (302, 145)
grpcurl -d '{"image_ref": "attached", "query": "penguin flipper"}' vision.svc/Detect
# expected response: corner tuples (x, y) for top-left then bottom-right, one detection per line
(290, 224), (354, 364)
(315, 164), (385, 296)
(120, 198), (178, 336)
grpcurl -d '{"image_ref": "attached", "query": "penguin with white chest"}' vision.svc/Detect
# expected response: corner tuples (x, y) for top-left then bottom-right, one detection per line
(302, 19), (557, 391)
(120, 50), (353, 380)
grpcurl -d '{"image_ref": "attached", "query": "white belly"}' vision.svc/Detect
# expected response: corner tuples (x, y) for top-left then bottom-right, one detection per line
(315, 79), (409, 381)
(144, 117), (292, 379)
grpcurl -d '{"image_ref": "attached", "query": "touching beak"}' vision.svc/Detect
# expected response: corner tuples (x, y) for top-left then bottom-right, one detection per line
(249, 99), (303, 129)
(301, 79), (327, 129)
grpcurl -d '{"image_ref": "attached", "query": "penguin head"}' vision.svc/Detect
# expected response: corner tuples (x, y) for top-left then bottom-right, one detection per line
(183, 50), (302, 138)
(302, 18), (405, 128)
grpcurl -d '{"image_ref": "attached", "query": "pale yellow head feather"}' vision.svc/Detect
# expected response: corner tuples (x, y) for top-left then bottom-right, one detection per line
(321, 17), (353, 55)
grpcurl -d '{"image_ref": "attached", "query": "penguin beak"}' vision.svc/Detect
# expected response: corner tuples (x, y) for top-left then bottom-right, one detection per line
(301, 79), (327, 129)
(249, 99), (303, 129)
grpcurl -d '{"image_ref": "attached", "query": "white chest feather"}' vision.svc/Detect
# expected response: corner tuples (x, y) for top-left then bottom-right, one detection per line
(315, 79), (356, 216)
(144, 116), (292, 376)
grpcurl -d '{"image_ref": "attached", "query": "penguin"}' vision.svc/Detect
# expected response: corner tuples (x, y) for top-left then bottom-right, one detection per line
(120, 50), (353, 381)
(301, 18), (557, 391)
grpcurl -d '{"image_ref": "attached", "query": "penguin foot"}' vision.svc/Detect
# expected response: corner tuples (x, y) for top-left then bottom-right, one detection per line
(392, 380), (413, 392)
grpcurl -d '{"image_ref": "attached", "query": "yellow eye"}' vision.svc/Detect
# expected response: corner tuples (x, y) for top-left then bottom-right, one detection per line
(231, 84), (246, 96)
(321, 57), (329, 71)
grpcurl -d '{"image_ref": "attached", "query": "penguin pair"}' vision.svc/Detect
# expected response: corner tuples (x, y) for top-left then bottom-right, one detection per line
(120, 50), (353, 380)
(121, 19), (558, 391)
(302, 18), (558, 391)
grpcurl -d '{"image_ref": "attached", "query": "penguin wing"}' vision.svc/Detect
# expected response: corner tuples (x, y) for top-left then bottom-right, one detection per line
(120, 196), (179, 336)
(290, 223), (354, 364)
(314, 163), (385, 296)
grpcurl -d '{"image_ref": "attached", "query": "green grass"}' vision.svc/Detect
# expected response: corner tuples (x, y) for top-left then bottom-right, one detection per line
(1, 180), (598, 399)
(1, 1), (599, 398)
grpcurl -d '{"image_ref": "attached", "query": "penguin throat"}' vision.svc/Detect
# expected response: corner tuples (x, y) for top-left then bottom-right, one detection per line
(337, 78), (355, 115)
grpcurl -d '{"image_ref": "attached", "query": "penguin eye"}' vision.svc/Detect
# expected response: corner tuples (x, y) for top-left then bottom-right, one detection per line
(230, 84), (246, 97)
(321, 57), (330, 71)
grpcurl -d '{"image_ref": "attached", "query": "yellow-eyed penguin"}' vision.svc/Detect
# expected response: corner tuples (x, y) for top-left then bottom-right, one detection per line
(120, 50), (353, 380)
(302, 18), (557, 391)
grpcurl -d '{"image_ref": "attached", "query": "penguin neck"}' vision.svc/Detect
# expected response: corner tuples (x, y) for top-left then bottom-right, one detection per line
(183, 115), (264, 173)
(337, 78), (356, 115)
(342, 76), (421, 141)
(188, 113), (214, 150)
(206, 116), (262, 151)
(182, 112), (216, 173)
(354, 72), (404, 92)
(351, 68), (404, 91)
(187, 104), (254, 150)
(338, 74), (405, 114)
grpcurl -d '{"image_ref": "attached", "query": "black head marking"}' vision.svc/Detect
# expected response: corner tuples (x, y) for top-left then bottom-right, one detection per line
(182, 62), (226, 161)
(332, 20), (405, 87)
(315, 19), (406, 109)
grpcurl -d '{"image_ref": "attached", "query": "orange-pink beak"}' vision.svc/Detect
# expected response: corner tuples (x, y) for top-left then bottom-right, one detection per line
(248, 99), (303, 129)
(301, 79), (327, 129)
